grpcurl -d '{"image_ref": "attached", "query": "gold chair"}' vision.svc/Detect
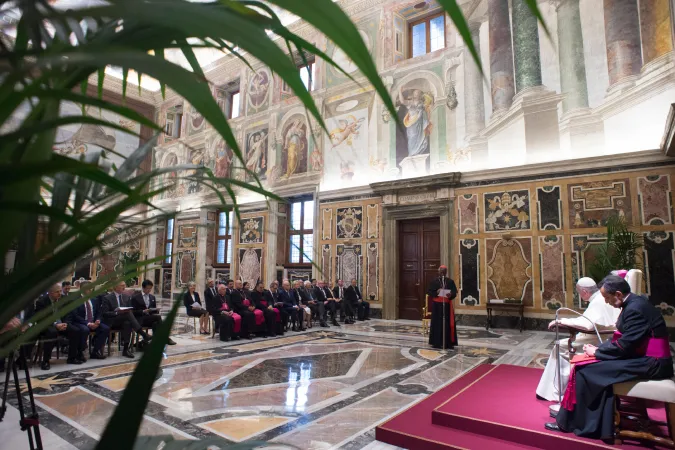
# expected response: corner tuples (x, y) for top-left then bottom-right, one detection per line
(422, 295), (431, 336)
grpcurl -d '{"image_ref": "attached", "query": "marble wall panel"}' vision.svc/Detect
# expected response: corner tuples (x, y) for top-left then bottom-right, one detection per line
(322, 208), (332, 240)
(205, 225), (215, 267)
(162, 269), (172, 298)
(322, 244), (332, 283)
(570, 234), (606, 307)
(484, 190), (531, 232)
(175, 250), (196, 288)
(288, 269), (312, 284)
(366, 242), (379, 299)
(485, 238), (533, 306)
(155, 225), (165, 260)
(568, 178), (631, 228)
(458, 194), (479, 234)
(214, 269), (230, 286)
(177, 223), (198, 248)
(367, 204), (379, 238)
(644, 231), (675, 316)
(638, 175), (672, 225)
(537, 186), (562, 230)
(336, 207), (363, 239)
(239, 216), (264, 244)
(459, 239), (480, 306)
(538, 235), (565, 310)
(239, 248), (263, 287)
(336, 244), (363, 286)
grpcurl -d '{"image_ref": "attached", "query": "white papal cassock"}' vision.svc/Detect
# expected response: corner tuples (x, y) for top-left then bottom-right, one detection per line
(535, 289), (620, 401)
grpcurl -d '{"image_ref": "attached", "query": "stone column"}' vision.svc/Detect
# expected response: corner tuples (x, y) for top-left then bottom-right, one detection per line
(195, 208), (207, 297)
(463, 21), (486, 137)
(555, 0), (589, 113)
(265, 199), (279, 286)
(639, 0), (673, 65)
(603, 0), (642, 87)
(488, 0), (515, 113)
(511, 0), (542, 92)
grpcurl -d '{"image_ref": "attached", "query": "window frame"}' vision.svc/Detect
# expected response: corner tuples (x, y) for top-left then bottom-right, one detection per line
(227, 90), (241, 119)
(163, 217), (175, 268)
(288, 199), (314, 266)
(408, 12), (446, 59)
(299, 60), (316, 92)
(214, 210), (233, 267)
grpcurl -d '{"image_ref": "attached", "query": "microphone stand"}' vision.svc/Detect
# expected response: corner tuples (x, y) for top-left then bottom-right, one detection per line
(550, 307), (603, 417)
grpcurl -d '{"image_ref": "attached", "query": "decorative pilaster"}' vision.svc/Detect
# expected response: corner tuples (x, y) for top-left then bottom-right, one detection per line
(488, 0), (515, 113)
(555, 0), (589, 113)
(603, 0), (642, 88)
(639, 0), (673, 66)
(195, 208), (208, 296)
(265, 199), (279, 286)
(463, 21), (486, 137)
(512, 0), (542, 92)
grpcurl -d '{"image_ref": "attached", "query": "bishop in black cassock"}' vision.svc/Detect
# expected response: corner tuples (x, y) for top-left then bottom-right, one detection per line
(427, 265), (458, 349)
(547, 275), (673, 440)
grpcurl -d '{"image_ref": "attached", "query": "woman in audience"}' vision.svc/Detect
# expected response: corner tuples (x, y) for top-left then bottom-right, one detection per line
(252, 282), (277, 337)
(242, 281), (252, 300)
(183, 281), (209, 334)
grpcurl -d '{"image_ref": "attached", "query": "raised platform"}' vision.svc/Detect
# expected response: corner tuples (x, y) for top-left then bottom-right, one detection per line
(377, 364), (653, 449)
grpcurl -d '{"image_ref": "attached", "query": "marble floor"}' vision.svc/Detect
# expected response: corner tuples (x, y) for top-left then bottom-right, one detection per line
(0, 319), (559, 449)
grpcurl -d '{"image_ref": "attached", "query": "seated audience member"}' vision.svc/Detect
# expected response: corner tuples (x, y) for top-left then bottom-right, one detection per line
(208, 284), (240, 341)
(231, 279), (256, 339)
(319, 280), (340, 326)
(345, 279), (370, 321)
(314, 280), (339, 326)
(252, 282), (278, 337)
(66, 281), (109, 360)
(34, 284), (87, 369)
(301, 280), (328, 327)
(242, 281), (252, 299)
(279, 280), (301, 331)
(101, 281), (152, 358)
(264, 281), (288, 333)
(184, 281), (209, 334)
(333, 279), (353, 324)
(0, 302), (35, 371)
(131, 280), (175, 345)
(546, 275), (673, 439)
(536, 277), (619, 401)
(225, 279), (235, 295)
(293, 280), (311, 328)
(61, 281), (72, 297)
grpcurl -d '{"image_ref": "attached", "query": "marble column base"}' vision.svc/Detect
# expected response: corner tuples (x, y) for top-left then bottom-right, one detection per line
(559, 109), (605, 157)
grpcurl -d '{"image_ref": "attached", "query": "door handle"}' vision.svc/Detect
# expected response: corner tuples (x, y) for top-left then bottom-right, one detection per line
(415, 281), (420, 286)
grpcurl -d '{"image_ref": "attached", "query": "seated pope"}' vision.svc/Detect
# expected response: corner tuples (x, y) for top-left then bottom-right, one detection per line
(536, 276), (620, 401)
(546, 274), (673, 439)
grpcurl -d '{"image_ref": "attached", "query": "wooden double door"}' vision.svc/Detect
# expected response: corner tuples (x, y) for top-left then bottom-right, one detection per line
(398, 217), (441, 320)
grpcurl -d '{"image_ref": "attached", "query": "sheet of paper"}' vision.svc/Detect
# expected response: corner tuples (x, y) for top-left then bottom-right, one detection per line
(118, 306), (134, 311)
(191, 302), (201, 308)
(438, 289), (453, 298)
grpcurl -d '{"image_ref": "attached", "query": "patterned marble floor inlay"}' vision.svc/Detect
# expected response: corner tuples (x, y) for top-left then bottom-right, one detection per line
(0, 321), (563, 449)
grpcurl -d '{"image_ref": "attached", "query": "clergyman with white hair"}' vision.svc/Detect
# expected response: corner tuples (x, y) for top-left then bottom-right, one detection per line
(535, 277), (620, 401)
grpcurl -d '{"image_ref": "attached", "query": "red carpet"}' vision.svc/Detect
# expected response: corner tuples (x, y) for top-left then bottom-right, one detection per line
(377, 364), (659, 449)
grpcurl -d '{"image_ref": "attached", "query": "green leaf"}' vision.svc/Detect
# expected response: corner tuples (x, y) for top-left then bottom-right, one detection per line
(523, 0), (551, 39)
(96, 297), (181, 450)
(436, 0), (482, 74)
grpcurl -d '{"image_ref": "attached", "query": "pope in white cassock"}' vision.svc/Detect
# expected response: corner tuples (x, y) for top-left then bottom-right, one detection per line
(536, 277), (620, 401)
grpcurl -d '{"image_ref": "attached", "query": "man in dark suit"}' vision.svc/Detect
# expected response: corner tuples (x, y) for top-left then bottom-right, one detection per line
(334, 279), (354, 324)
(302, 280), (328, 327)
(65, 281), (109, 360)
(131, 280), (176, 345)
(204, 278), (218, 307)
(101, 281), (152, 358)
(279, 280), (301, 331)
(230, 279), (256, 339)
(317, 280), (340, 326)
(35, 284), (87, 369)
(345, 278), (370, 321)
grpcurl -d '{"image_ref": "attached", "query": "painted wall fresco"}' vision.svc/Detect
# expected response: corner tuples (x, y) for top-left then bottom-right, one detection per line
(246, 68), (271, 115)
(94, 225), (143, 287)
(244, 127), (269, 181)
(280, 115), (309, 179)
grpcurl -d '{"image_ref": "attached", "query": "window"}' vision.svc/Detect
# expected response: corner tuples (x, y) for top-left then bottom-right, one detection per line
(215, 210), (233, 266)
(164, 106), (183, 139)
(409, 13), (445, 58)
(299, 61), (316, 92)
(228, 91), (240, 119)
(288, 199), (314, 264)
(163, 218), (174, 267)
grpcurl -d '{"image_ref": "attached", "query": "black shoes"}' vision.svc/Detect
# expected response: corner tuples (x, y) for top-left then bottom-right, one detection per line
(89, 351), (106, 360)
(67, 358), (84, 365)
(167, 338), (177, 345)
(41, 361), (50, 370)
(320, 322), (330, 328)
(332, 320), (340, 327)
(122, 348), (135, 358)
(544, 422), (563, 432)
(365, 317), (371, 320)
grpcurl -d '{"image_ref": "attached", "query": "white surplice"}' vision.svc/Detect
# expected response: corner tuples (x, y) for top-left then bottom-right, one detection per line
(535, 291), (621, 401)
